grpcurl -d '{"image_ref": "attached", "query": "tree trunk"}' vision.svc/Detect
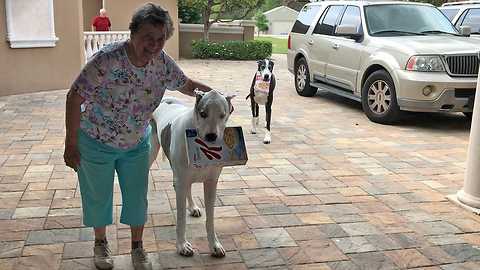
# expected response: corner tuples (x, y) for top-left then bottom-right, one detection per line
(202, 9), (211, 42)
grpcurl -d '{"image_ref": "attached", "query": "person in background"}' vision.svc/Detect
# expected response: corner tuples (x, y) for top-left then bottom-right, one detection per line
(92, 8), (112, 31)
(65, 3), (212, 270)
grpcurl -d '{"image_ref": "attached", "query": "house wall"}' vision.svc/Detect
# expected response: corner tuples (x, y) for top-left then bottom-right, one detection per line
(269, 21), (296, 35)
(0, 0), (84, 96)
(83, 0), (102, 31)
(262, 6), (299, 35)
(103, 0), (179, 60)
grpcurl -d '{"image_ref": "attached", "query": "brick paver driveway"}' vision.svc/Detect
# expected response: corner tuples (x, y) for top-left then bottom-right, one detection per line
(1, 54), (479, 269)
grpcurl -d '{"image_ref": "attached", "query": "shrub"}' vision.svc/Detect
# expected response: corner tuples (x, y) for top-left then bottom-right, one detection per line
(190, 40), (272, 60)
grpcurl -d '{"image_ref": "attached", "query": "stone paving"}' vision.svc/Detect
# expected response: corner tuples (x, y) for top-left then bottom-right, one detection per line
(1, 54), (480, 270)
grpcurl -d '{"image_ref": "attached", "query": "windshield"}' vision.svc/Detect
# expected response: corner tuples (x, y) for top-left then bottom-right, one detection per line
(365, 4), (459, 36)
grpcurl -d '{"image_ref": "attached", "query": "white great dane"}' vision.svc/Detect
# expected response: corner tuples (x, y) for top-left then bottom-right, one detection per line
(149, 90), (235, 257)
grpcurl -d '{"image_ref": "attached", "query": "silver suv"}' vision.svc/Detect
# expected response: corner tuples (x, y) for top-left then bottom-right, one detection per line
(287, 0), (479, 124)
(439, 1), (480, 38)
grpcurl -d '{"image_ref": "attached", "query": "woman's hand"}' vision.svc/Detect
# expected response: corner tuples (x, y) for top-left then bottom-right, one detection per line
(64, 88), (85, 172)
(64, 143), (81, 172)
(179, 79), (212, 97)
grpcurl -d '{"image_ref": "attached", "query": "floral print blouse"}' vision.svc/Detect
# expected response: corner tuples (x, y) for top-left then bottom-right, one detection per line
(72, 40), (188, 148)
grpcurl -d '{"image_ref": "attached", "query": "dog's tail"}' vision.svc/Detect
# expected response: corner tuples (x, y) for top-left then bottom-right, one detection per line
(160, 147), (168, 162)
(149, 116), (160, 168)
(149, 116), (170, 165)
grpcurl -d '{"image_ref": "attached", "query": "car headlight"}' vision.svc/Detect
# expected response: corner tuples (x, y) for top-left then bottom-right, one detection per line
(406, 56), (445, 71)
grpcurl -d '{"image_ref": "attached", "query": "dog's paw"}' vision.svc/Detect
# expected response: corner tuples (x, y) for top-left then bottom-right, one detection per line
(263, 130), (271, 144)
(209, 243), (226, 257)
(176, 241), (194, 256)
(189, 206), (203, 217)
(263, 134), (271, 144)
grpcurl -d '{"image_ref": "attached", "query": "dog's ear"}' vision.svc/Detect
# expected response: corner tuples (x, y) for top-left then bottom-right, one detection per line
(269, 61), (274, 70)
(194, 89), (205, 107)
(223, 93), (236, 114)
(194, 88), (205, 97)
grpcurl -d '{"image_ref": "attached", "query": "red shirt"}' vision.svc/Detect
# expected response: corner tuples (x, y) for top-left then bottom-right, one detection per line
(92, 16), (111, 31)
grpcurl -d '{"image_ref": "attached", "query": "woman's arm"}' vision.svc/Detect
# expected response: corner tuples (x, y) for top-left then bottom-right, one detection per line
(64, 88), (86, 172)
(178, 78), (212, 97)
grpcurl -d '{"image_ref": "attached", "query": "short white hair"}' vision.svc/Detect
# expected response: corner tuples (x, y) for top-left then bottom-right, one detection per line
(100, 9), (106, 13)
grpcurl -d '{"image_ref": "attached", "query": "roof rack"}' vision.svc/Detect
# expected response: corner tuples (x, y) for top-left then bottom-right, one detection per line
(442, 1), (480, 7)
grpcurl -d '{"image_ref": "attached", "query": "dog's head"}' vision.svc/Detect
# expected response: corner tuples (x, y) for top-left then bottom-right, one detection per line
(194, 89), (236, 142)
(257, 59), (274, 82)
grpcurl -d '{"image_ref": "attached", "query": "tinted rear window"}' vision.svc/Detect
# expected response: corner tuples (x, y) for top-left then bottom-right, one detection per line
(291, 5), (323, 34)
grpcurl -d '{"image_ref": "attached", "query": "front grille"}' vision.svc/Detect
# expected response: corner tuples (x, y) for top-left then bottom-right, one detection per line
(444, 54), (479, 77)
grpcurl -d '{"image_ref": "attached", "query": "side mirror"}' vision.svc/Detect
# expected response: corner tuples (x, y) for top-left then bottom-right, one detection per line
(337, 25), (363, 41)
(459, 26), (471, 37)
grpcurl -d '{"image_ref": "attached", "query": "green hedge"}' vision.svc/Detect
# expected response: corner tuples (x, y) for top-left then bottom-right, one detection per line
(190, 40), (272, 60)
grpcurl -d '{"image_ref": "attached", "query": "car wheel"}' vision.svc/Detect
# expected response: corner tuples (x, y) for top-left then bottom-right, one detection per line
(295, 58), (317, 97)
(362, 70), (403, 124)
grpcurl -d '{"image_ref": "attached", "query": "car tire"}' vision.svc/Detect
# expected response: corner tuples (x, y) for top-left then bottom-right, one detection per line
(362, 70), (404, 124)
(295, 58), (317, 97)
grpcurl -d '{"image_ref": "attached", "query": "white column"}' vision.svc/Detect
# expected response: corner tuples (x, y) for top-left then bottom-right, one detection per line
(455, 52), (480, 212)
(86, 35), (94, 61)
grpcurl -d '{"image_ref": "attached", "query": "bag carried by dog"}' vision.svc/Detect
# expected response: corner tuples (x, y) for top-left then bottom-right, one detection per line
(254, 71), (270, 94)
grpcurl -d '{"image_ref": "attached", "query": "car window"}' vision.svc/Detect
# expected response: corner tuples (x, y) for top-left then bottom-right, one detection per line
(456, 8), (480, 34)
(313, 5), (344, 35)
(338, 5), (361, 34)
(440, 8), (460, 21)
(365, 4), (458, 36)
(291, 5), (323, 34)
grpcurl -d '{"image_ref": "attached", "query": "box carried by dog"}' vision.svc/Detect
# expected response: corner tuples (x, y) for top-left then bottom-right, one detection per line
(186, 126), (248, 168)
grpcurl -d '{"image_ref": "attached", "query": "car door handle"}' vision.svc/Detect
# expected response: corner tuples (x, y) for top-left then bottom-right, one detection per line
(308, 40), (313, 45)
(332, 44), (339, 50)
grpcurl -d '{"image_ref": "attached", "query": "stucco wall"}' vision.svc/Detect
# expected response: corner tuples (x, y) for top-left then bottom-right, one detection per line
(0, 0), (84, 96)
(104, 0), (179, 60)
(83, 0), (102, 31)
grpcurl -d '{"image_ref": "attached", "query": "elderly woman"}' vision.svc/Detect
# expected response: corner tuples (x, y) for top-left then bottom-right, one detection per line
(64, 3), (211, 270)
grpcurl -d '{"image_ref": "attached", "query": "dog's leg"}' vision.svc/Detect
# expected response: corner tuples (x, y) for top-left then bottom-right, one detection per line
(263, 94), (273, 144)
(250, 97), (258, 134)
(187, 185), (203, 217)
(248, 76), (258, 134)
(175, 182), (194, 256)
(204, 179), (225, 257)
(264, 105), (272, 144)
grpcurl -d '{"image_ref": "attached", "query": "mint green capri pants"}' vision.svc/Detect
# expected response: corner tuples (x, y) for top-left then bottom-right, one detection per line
(77, 126), (151, 228)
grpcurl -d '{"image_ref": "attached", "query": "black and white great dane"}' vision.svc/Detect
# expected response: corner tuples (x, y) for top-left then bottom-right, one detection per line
(246, 59), (276, 144)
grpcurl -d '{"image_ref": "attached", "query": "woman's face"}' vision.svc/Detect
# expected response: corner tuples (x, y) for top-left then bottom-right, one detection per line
(130, 22), (167, 66)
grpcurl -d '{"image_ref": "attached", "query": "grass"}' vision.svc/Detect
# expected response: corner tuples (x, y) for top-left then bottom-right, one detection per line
(254, 36), (288, 54)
